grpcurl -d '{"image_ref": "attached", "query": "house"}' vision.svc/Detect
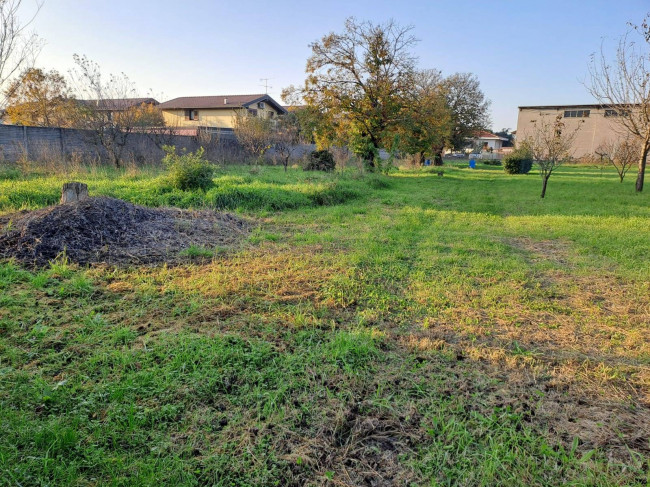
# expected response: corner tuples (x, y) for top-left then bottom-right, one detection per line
(158, 94), (287, 133)
(516, 104), (630, 158)
(472, 130), (509, 151)
(78, 98), (159, 120)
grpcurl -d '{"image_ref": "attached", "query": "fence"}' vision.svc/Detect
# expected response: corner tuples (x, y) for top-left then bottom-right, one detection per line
(0, 124), (240, 165)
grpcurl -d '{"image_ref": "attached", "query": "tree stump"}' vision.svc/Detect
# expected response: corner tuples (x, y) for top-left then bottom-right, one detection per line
(61, 182), (89, 204)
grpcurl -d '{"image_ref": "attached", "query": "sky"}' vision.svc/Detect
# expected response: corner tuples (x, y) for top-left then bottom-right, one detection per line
(23, 0), (650, 131)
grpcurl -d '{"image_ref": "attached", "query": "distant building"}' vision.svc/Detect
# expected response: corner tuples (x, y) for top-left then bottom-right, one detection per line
(473, 130), (509, 151)
(516, 104), (630, 158)
(78, 98), (159, 120)
(158, 94), (287, 134)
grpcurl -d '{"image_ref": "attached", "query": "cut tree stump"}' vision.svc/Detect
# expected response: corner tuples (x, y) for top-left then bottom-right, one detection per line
(61, 182), (89, 204)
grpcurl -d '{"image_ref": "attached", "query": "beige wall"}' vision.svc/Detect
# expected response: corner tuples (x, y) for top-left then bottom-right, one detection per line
(516, 107), (629, 158)
(162, 108), (241, 129)
(162, 103), (282, 129)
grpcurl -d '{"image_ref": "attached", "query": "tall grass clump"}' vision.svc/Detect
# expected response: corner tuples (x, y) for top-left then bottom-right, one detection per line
(162, 146), (215, 191)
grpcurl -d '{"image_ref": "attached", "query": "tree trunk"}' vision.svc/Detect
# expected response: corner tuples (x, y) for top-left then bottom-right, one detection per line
(635, 141), (649, 192)
(433, 148), (444, 166)
(61, 182), (89, 204)
(540, 174), (550, 198)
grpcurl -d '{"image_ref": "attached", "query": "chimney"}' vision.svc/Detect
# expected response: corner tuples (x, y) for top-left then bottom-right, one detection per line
(224, 98), (228, 105)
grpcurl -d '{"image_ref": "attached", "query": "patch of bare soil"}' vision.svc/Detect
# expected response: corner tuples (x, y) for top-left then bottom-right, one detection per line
(507, 236), (573, 266)
(0, 197), (249, 266)
(280, 406), (423, 486)
(393, 236), (650, 466)
(402, 336), (650, 467)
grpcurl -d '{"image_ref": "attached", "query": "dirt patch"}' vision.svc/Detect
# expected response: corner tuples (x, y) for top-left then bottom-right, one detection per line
(507, 236), (573, 266)
(400, 334), (650, 465)
(0, 197), (249, 266)
(281, 406), (423, 486)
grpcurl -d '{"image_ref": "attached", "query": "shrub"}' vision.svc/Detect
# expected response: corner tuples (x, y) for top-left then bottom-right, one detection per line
(503, 147), (533, 174)
(162, 146), (215, 191)
(304, 150), (336, 172)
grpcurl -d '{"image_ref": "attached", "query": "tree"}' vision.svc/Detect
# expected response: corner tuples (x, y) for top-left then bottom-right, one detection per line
(69, 54), (163, 168)
(301, 17), (418, 169)
(233, 111), (273, 163)
(4, 67), (77, 126)
(587, 15), (650, 192)
(271, 112), (302, 171)
(0, 0), (43, 105)
(597, 137), (639, 182)
(437, 72), (491, 164)
(494, 128), (514, 147)
(398, 69), (452, 164)
(524, 114), (582, 198)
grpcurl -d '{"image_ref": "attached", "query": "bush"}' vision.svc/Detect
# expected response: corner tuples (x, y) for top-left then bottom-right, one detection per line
(503, 147), (533, 174)
(162, 146), (215, 191)
(304, 150), (336, 172)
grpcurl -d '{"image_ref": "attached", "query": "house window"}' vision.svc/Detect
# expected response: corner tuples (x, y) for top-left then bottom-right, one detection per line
(268, 111), (274, 118)
(247, 109), (258, 117)
(605, 109), (629, 117)
(185, 109), (199, 121)
(563, 110), (590, 118)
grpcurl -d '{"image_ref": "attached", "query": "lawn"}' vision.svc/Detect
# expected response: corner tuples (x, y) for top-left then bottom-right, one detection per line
(1, 162), (649, 486)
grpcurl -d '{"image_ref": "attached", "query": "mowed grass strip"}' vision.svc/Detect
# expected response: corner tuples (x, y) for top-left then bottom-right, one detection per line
(1, 163), (649, 485)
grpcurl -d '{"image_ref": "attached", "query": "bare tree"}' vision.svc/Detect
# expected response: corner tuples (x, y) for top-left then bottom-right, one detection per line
(233, 111), (273, 163)
(272, 112), (302, 171)
(0, 0), (43, 105)
(587, 19), (650, 192)
(597, 137), (639, 182)
(524, 114), (582, 198)
(69, 54), (163, 167)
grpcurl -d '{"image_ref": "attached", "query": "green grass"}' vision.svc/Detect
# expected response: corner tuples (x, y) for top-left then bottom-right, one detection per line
(0, 165), (360, 213)
(1, 162), (649, 486)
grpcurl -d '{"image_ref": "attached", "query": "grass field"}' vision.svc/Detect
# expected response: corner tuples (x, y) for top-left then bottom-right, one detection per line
(1, 162), (649, 486)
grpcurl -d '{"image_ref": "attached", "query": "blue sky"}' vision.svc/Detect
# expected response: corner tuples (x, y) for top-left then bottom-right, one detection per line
(29, 0), (649, 130)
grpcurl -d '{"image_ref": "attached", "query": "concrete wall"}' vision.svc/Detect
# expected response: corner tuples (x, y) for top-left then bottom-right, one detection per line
(516, 106), (627, 158)
(0, 124), (239, 164)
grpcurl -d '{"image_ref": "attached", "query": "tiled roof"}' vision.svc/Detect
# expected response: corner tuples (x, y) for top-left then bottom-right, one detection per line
(78, 98), (159, 110)
(474, 130), (502, 139)
(158, 94), (287, 114)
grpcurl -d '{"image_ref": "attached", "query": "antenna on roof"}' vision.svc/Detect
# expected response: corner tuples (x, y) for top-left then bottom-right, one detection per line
(259, 78), (273, 94)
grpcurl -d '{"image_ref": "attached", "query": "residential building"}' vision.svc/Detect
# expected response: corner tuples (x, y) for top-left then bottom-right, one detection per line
(516, 104), (630, 158)
(473, 130), (509, 151)
(78, 98), (159, 121)
(158, 94), (287, 133)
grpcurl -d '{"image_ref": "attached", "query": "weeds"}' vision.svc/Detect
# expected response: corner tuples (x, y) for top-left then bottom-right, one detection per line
(0, 164), (649, 485)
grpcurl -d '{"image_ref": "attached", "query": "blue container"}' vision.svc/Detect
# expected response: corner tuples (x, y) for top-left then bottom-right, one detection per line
(424, 159), (431, 166)
(469, 159), (476, 169)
